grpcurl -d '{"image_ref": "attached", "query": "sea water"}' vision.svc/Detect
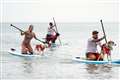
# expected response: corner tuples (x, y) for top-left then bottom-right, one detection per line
(0, 23), (120, 79)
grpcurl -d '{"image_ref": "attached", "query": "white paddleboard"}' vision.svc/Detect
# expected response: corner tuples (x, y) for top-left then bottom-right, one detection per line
(72, 57), (120, 64)
(8, 48), (42, 57)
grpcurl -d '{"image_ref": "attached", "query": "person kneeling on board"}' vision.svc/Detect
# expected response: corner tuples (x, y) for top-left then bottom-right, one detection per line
(21, 25), (38, 55)
(86, 30), (105, 60)
(45, 22), (60, 47)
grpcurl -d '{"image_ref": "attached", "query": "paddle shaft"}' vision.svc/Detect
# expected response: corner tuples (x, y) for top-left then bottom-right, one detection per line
(11, 24), (24, 32)
(10, 24), (46, 44)
(35, 38), (46, 44)
(100, 20), (111, 61)
(100, 20), (107, 43)
(53, 17), (62, 45)
(97, 20), (108, 61)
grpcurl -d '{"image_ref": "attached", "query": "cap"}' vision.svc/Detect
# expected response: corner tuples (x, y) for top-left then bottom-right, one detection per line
(92, 30), (99, 35)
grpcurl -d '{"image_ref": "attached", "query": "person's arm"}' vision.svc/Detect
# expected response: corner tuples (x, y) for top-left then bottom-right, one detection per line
(21, 31), (26, 36)
(53, 28), (60, 36)
(33, 33), (46, 44)
(33, 33), (41, 41)
(33, 33), (37, 40)
(92, 36), (105, 42)
(53, 28), (57, 33)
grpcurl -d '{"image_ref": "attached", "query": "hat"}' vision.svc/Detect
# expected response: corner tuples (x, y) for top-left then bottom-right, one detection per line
(49, 22), (53, 26)
(92, 30), (99, 35)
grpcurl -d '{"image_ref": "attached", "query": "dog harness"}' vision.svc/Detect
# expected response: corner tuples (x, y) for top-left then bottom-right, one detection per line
(102, 44), (111, 55)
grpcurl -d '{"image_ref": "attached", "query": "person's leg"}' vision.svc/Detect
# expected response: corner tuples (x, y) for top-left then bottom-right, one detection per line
(95, 53), (103, 61)
(99, 50), (104, 60)
(51, 35), (57, 43)
(45, 34), (51, 44)
(86, 52), (96, 60)
(27, 44), (33, 55)
(21, 44), (28, 54)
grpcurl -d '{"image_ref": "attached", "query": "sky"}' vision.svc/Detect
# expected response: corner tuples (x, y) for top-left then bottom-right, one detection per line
(1, 0), (119, 23)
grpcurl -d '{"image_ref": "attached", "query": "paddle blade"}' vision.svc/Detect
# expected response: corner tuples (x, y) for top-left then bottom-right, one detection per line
(11, 48), (16, 51)
(10, 24), (13, 26)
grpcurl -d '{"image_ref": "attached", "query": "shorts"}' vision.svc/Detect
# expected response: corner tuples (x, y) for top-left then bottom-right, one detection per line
(86, 52), (103, 61)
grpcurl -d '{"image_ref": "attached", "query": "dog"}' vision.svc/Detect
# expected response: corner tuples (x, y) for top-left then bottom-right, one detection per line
(35, 43), (48, 55)
(100, 41), (116, 61)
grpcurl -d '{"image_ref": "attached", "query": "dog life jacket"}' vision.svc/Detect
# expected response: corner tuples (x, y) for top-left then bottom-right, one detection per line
(101, 44), (111, 55)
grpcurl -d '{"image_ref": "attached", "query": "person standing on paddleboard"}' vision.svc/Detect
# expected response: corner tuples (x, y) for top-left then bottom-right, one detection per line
(45, 22), (60, 46)
(21, 25), (37, 55)
(86, 30), (105, 60)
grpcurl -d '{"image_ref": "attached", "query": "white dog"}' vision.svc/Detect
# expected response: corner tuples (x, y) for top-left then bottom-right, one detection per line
(34, 43), (48, 55)
(99, 41), (116, 61)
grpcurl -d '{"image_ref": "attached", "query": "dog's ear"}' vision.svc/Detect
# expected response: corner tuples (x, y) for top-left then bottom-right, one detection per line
(113, 42), (117, 46)
(108, 41), (116, 46)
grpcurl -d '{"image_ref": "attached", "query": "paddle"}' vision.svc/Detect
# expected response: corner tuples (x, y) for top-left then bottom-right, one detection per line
(53, 17), (62, 45)
(76, 57), (87, 60)
(10, 24), (46, 44)
(100, 20), (111, 61)
(100, 20), (107, 43)
(10, 24), (24, 32)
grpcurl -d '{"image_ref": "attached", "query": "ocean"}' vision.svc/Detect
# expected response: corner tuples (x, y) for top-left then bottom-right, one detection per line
(0, 23), (120, 80)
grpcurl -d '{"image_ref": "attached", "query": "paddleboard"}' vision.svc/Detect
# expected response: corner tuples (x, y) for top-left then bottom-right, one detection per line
(8, 48), (42, 57)
(50, 43), (59, 48)
(72, 57), (120, 64)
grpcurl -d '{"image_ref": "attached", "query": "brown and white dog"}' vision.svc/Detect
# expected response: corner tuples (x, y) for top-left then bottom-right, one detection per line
(35, 43), (48, 55)
(100, 41), (116, 61)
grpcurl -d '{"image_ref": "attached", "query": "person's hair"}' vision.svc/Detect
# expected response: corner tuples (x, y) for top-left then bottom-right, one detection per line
(49, 22), (53, 26)
(30, 24), (33, 27)
(92, 30), (99, 35)
(29, 25), (33, 29)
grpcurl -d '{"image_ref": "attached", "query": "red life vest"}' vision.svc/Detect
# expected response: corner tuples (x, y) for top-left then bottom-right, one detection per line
(101, 44), (110, 55)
